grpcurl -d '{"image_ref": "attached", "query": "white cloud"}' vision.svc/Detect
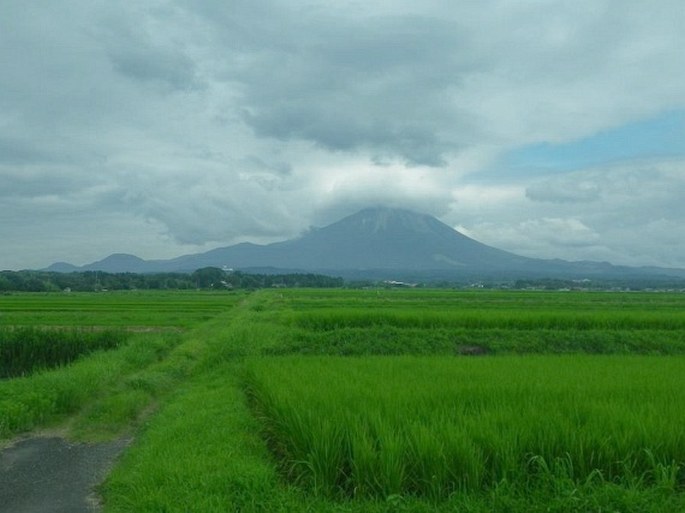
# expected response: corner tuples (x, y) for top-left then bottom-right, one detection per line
(468, 217), (601, 255)
(455, 159), (685, 267)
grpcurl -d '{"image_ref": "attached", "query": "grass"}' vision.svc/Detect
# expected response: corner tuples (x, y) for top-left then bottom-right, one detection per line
(98, 289), (685, 512)
(0, 331), (179, 439)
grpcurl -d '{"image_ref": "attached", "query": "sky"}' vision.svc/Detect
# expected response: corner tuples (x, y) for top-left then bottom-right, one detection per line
(2, 0), (685, 271)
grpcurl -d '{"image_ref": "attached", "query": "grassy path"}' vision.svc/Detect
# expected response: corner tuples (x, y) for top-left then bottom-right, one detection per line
(0, 291), (248, 442)
(0, 292), (248, 512)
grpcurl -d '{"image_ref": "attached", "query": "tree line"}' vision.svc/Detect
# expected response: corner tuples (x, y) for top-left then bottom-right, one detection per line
(0, 268), (344, 292)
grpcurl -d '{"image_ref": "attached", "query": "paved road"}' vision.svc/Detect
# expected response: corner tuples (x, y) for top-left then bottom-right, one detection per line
(0, 437), (129, 513)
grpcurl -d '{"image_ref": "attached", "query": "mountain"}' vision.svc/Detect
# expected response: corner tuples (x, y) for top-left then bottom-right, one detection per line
(45, 207), (685, 281)
(46, 254), (150, 273)
(44, 261), (80, 273)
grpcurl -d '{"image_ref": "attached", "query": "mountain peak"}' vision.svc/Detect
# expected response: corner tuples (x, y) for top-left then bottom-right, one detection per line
(332, 206), (439, 235)
(82, 253), (148, 273)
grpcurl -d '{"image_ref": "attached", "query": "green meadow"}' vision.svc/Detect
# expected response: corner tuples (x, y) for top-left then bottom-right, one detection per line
(1, 288), (684, 512)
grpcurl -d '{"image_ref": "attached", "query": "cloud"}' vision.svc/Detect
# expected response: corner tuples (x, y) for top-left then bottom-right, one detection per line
(0, 137), (55, 166)
(457, 159), (685, 266)
(101, 7), (202, 92)
(109, 49), (198, 92)
(120, 168), (298, 245)
(214, 10), (471, 166)
(1, 1), (685, 269)
(526, 179), (601, 203)
(188, 0), (685, 164)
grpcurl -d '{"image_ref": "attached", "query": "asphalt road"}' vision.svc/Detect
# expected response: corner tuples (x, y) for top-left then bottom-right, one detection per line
(0, 437), (129, 513)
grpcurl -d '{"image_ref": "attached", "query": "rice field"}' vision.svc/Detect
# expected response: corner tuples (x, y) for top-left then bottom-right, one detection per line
(0, 290), (246, 328)
(2, 287), (685, 512)
(0, 326), (127, 378)
(244, 355), (685, 500)
(231, 289), (685, 508)
(269, 289), (685, 356)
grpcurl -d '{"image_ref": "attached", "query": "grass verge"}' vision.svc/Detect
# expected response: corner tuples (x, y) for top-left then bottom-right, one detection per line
(0, 331), (181, 441)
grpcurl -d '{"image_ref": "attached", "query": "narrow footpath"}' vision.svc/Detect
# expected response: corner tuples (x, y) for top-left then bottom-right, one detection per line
(0, 437), (129, 513)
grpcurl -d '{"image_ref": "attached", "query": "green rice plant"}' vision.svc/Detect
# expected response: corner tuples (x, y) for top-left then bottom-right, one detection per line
(265, 326), (685, 356)
(268, 288), (685, 357)
(244, 355), (685, 501)
(289, 308), (685, 332)
(0, 290), (246, 328)
(0, 326), (128, 378)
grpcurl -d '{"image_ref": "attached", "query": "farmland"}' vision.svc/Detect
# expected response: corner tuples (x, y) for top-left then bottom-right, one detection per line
(1, 288), (684, 512)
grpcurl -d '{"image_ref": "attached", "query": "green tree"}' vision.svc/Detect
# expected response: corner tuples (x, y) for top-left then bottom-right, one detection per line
(191, 267), (226, 288)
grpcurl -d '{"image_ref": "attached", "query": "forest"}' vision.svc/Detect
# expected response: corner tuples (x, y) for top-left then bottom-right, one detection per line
(0, 268), (344, 292)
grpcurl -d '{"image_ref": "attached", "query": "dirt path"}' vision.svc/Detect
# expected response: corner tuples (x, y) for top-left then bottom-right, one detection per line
(0, 436), (129, 513)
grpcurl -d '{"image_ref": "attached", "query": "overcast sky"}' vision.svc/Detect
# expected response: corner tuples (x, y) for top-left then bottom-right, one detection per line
(2, 0), (685, 270)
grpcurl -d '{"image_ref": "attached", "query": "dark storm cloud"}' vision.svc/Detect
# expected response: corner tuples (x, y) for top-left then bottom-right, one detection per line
(0, 137), (53, 166)
(0, 170), (97, 198)
(190, 2), (477, 165)
(101, 10), (201, 92)
(109, 49), (198, 91)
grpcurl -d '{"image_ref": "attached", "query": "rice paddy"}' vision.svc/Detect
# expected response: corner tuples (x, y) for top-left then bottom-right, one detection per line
(2, 287), (684, 512)
(244, 355), (685, 500)
(0, 326), (127, 378)
(0, 290), (243, 328)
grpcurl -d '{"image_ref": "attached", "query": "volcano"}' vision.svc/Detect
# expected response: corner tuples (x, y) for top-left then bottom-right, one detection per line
(46, 207), (685, 281)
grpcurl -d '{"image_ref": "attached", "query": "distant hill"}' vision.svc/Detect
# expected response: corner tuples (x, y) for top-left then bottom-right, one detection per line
(45, 207), (685, 281)
(44, 261), (80, 273)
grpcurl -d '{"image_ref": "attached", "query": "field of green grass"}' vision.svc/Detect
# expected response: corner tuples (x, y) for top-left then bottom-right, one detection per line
(2, 288), (684, 512)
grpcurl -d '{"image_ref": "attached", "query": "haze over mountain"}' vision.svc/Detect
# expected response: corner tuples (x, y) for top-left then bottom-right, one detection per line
(46, 208), (685, 281)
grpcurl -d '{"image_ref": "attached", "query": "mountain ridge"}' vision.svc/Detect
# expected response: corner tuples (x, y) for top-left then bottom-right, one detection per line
(44, 207), (685, 281)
